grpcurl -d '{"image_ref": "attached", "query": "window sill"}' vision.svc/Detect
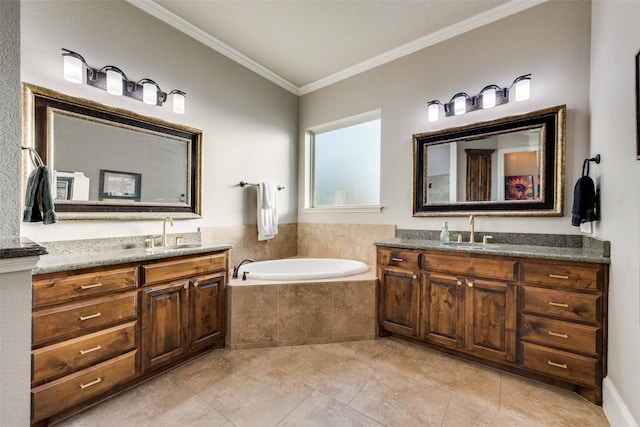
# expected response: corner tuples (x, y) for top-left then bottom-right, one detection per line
(303, 205), (383, 214)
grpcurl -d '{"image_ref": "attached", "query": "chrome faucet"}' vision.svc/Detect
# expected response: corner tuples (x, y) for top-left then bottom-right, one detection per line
(469, 215), (475, 244)
(232, 258), (254, 279)
(161, 217), (174, 247)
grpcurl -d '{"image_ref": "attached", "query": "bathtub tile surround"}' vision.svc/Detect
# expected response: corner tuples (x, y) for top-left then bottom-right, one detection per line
(297, 223), (396, 265)
(55, 338), (609, 427)
(200, 224), (297, 268)
(227, 275), (377, 349)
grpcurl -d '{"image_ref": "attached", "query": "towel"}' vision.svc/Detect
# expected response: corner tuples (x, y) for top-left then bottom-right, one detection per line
(257, 181), (278, 241)
(23, 166), (58, 225)
(571, 175), (597, 226)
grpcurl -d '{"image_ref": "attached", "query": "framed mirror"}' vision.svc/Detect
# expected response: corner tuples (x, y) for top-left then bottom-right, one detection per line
(413, 105), (565, 216)
(22, 84), (202, 219)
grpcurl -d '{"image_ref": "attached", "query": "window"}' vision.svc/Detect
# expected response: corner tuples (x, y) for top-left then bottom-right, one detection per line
(307, 110), (381, 211)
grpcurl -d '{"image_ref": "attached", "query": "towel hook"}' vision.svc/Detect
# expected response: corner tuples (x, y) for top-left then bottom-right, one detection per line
(582, 154), (601, 177)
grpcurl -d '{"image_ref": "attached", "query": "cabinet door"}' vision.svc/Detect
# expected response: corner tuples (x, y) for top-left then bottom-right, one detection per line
(190, 272), (225, 350)
(422, 272), (464, 349)
(141, 280), (189, 372)
(379, 266), (420, 337)
(464, 278), (516, 363)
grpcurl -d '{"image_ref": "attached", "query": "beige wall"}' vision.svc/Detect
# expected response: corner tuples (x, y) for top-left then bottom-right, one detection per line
(19, 0), (298, 243)
(590, 1), (640, 425)
(298, 1), (591, 237)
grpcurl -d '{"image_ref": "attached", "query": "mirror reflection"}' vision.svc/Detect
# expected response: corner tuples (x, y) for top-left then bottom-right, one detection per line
(23, 84), (202, 219)
(413, 105), (565, 216)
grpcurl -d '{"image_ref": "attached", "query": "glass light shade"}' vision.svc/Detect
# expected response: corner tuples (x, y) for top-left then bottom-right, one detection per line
(142, 82), (157, 105)
(427, 103), (439, 122)
(454, 95), (467, 115)
(172, 92), (185, 114)
(482, 88), (496, 109)
(515, 78), (530, 101)
(106, 70), (123, 96)
(63, 55), (83, 83)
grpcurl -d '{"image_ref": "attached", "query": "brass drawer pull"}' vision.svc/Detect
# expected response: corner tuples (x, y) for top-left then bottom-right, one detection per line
(547, 360), (568, 369)
(79, 345), (102, 355)
(548, 331), (569, 339)
(79, 312), (102, 321)
(79, 377), (102, 389)
(549, 302), (569, 308)
(549, 274), (569, 279)
(80, 283), (103, 290)
(391, 257), (404, 262)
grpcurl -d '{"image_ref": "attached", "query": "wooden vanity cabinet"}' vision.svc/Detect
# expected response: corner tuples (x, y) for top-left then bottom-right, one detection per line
(421, 252), (517, 363)
(140, 253), (227, 372)
(31, 265), (139, 423)
(377, 248), (421, 338)
(376, 245), (608, 405)
(31, 249), (228, 425)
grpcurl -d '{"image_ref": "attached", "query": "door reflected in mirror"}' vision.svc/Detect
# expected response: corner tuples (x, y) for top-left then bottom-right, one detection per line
(413, 105), (565, 216)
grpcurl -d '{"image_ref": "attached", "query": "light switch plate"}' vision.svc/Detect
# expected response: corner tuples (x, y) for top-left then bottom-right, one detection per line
(580, 222), (593, 234)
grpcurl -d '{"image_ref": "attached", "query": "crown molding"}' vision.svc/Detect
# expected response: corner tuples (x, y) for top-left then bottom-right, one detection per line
(126, 0), (300, 95)
(128, 0), (547, 97)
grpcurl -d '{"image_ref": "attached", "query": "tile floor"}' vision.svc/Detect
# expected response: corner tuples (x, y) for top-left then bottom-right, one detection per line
(56, 338), (609, 427)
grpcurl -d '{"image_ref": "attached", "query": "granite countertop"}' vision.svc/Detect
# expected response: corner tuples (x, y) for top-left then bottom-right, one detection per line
(0, 237), (48, 259)
(374, 238), (610, 264)
(32, 233), (232, 275)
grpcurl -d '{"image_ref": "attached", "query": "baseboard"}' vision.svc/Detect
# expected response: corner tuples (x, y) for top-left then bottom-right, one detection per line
(603, 377), (639, 427)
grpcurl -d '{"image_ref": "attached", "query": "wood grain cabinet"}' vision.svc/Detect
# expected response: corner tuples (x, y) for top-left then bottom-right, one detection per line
(140, 253), (226, 372)
(31, 249), (228, 425)
(376, 245), (608, 405)
(31, 266), (139, 423)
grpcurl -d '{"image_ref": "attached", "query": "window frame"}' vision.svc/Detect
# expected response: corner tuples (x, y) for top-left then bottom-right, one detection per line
(304, 110), (382, 213)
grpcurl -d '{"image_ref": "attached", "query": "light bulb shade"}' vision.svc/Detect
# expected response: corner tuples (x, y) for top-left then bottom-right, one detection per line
(515, 77), (530, 101)
(172, 91), (186, 114)
(142, 82), (158, 105)
(427, 102), (439, 122)
(106, 69), (123, 96)
(63, 55), (83, 83)
(482, 87), (496, 109)
(454, 95), (467, 115)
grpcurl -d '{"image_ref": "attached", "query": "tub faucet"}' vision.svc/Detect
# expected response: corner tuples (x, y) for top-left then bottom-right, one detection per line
(232, 258), (254, 279)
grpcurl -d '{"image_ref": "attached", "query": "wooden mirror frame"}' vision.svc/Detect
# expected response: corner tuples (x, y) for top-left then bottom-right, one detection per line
(22, 83), (202, 220)
(413, 105), (566, 216)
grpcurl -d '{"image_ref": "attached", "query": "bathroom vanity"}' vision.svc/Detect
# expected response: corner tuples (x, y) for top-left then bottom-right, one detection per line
(29, 242), (230, 425)
(376, 237), (609, 405)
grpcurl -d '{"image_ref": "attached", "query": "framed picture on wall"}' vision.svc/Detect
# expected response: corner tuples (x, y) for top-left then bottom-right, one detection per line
(636, 49), (640, 160)
(99, 169), (141, 201)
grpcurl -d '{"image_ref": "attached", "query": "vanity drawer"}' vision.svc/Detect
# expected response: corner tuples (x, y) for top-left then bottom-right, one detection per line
(521, 314), (599, 355)
(377, 248), (420, 270)
(521, 287), (600, 324)
(32, 291), (137, 346)
(33, 266), (138, 309)
(423, 252), (517, 281)
(521, 261), (601, 291)
(141, 253), (227, 285)
(521, 342), (597, 386)
(31, 350), (137, 422)
(32, 321), (137, 385)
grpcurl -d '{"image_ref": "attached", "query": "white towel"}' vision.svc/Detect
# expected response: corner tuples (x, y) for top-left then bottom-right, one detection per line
(257, 181), (278, 241)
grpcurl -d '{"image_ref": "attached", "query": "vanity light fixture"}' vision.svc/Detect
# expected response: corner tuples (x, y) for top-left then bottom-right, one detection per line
(427, 74), (531, 122)
(61, 48), (186, 114)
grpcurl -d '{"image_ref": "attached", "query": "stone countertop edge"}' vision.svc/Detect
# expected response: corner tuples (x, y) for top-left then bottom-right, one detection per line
(0, 237), (48, 259)
(373, 238), (610, 264)
(33, 243), (233, 275)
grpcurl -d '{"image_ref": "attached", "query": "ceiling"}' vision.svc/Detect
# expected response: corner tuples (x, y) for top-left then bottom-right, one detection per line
(128, 0), (545, 95)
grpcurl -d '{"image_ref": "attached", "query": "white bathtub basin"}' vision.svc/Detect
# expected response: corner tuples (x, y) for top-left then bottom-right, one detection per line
(237, 258), (368, 281)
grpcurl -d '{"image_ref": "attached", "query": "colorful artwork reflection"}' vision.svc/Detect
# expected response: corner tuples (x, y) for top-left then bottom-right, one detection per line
(505, 175), (534, 200)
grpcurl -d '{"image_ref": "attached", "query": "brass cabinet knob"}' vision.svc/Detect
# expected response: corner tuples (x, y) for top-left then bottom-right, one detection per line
(467, 282), (474, 288)
(456, 280), (463, 286)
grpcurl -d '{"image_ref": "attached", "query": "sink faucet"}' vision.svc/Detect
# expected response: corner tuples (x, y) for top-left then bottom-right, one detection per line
(232, 258), (254, 279)
(469, 215), (475, 244)
(161, 217), (174, 247)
